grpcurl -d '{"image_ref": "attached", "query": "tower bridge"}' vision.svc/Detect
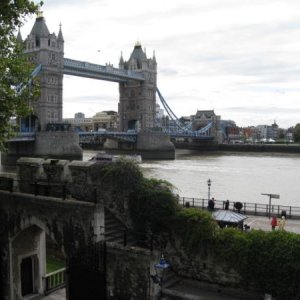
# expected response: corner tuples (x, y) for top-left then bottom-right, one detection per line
(2, 13), (217, 165)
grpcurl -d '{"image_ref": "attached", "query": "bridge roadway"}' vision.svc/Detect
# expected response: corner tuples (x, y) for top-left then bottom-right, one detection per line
(40, 214), (300, 300)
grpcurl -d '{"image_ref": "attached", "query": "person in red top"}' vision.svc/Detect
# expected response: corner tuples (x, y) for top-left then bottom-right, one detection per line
(271, 216), (277, 230)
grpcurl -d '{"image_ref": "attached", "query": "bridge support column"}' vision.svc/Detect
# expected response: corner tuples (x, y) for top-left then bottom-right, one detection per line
(136, 131), (175, 159)
(1, 131), (82, 167)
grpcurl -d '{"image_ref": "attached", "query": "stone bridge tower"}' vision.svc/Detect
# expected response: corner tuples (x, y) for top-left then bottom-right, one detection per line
(23, 13), (64, 131)
(118, 42), (157, 131)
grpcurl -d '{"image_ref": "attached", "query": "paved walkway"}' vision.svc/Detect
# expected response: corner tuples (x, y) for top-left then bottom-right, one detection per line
(39, 288), (65, 300)
(163, 279), (258, 300)
(245, 214), (300, 233)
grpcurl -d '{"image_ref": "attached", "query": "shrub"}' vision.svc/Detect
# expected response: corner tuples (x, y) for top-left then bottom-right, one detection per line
(128, 178), (179, 237)
(172, 208), (218, 252)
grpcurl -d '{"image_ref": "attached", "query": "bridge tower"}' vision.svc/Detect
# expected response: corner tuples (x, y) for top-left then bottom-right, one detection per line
(118, 42), (157, 131)
(24, 13), (64, 131)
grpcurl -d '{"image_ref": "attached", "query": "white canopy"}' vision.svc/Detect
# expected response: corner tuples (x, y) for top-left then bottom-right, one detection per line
(213, 210), (248, 224)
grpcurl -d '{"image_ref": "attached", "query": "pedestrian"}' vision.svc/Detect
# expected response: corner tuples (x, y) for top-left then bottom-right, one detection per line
(278, 216), (286, 231)
(211, 197), (215, 210)
(225, 200), (229, 210)
(208, 198), (215, 211)
(271, 216), (277, 231)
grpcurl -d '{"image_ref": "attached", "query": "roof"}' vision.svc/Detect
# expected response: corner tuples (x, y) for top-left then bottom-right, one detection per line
(195, 110), (216, 118)
(128, 44), (147, 68)
(213, 210), (247, 224)
(30, 16), (50, 38)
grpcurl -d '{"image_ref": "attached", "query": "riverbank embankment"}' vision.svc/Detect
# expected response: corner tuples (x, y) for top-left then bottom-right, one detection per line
(218, 143), (300, 154)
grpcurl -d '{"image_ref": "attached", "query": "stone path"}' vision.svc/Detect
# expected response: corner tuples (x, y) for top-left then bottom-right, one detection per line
(39, 288), (65, 300)
(246, 215), (300, 233)
(163, 279), (257, 300)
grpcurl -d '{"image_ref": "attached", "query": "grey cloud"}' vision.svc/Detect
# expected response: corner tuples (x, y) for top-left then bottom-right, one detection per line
(64, 95), (118, 106)
(222, 106), (300, 114)
(159, 68), (178, 76)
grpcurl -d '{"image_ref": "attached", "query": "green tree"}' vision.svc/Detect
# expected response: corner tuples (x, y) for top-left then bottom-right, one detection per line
(294, 124), (300, 142)
(0, 0), (42, 150)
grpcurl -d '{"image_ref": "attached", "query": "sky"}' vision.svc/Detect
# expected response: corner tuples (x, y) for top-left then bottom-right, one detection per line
(20, 0), (300, 128)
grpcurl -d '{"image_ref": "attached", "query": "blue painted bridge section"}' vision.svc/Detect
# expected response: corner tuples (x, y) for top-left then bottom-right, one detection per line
(9, 129), (214, 144)
(79, 131), (137, 143)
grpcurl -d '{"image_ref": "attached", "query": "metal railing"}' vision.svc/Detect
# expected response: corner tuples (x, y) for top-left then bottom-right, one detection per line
(2, 176), (300, 220)
(177, 196), (300, 219)
(44, 267), (66, 294)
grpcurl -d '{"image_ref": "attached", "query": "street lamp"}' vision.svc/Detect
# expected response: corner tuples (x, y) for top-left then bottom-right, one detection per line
(151, 255), (170, 286)
(207, 178), (212, 200)
(261, 193), (280, 219)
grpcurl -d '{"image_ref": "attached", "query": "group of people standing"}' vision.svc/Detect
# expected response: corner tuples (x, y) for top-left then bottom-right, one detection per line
(271, 215), (286, 231)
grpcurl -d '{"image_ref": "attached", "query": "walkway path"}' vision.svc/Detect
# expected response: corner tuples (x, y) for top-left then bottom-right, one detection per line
(39, 288), (65, 300)
(246, 214), (300, 233)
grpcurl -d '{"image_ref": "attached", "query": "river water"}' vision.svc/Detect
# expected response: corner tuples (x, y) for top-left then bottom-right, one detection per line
(83, 150), (300, 207)
(1, 150), (300, 207)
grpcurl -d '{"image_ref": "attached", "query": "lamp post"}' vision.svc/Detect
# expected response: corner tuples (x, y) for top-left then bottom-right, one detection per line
(261, 193), (280, 219)
(151, 255), (170, 286)
(207, 178), (212, 200)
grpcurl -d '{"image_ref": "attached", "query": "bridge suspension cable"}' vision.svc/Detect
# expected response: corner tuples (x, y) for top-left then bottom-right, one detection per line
(156, 88), (192, 132)
(16, 64), (42, 93)
(156, 88), (213, 137)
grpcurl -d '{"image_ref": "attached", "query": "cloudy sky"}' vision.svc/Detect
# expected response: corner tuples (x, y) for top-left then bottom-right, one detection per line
(21, 0), (300, 128)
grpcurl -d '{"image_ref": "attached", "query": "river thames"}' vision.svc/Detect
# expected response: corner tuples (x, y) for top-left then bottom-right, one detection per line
(83, 149), (300, 207)
(1, 150), (300, 207)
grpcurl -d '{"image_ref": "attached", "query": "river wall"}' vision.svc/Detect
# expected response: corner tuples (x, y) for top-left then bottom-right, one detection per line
(174, 141), (300, 154)
(218, 143), (300, 153)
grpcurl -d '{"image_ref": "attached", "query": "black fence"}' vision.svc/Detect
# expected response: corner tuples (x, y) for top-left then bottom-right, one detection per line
(177, 196), (300, 220)
(1, 176), (300, 220)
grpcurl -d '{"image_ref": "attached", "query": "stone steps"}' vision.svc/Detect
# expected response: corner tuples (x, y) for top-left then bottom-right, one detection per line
(104, 209), (136, 246)
(163, 271), (180, 289)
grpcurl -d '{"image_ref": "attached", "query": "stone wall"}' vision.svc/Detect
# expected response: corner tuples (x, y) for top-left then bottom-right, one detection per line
(166, 245), (241, 286)
(0, 190), (102, 300)
(16, 157), (133, 227)
(106, 243), (159, 300)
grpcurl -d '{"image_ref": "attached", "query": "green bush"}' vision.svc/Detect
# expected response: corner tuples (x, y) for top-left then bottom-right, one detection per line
(91, 158), (144, 193)
(102, 160), (300, 299)
(128, 178), (179, 237)
(220, 230), (300, 299)
(173, 208), (218, 252)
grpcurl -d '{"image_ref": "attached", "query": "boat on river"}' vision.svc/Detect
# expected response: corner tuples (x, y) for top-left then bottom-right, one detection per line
(89, 152), (142, 163)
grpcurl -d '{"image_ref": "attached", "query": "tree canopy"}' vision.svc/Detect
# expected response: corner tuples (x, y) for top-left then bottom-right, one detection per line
(294, 123), (300, 142)
(0, 0), (42, 150)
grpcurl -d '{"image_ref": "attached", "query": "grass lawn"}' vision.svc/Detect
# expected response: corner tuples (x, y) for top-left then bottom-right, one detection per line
(47, 256), (65, 274)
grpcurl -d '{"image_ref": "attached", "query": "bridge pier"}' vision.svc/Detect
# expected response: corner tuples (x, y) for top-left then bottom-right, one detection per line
(1, 131), (82, 166)
(136, 131), (175, 159)
(101, 131), (175, 159)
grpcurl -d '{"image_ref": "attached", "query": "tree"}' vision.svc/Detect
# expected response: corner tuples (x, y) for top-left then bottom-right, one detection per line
(0, 0), (42, 150)
(294, 124), (300, 142)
